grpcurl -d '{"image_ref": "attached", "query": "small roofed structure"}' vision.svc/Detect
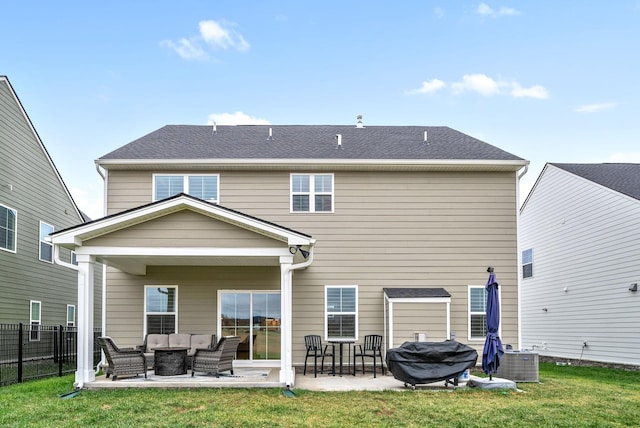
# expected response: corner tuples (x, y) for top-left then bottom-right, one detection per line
(383, 288), (452, 352)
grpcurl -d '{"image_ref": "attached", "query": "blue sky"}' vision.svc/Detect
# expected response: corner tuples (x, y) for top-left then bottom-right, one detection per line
(2, 1), (639, 219)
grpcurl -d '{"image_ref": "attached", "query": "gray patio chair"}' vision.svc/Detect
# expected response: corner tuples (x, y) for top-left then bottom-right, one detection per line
(191, 336), (241, 377)
(97, 336), (147, 381)
(353, 334), (385, 378)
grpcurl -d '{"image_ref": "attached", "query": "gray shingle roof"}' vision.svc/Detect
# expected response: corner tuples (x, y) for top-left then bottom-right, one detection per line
(551, 163), (640, 201)
(383, 288), (452, 299)
(99, 125), (524, 161)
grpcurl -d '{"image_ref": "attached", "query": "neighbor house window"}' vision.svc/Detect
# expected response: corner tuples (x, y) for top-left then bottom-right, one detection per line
(30, 300), (41, 341)
(469, 286), (487, 340)
(522, 248), (533, 278)
(39, 221), (54, 262)
(153, 174), (219, 203)
(291, 174), (333, 213)
(144, 286), (177, 334)
(0, 204), (17, 252)
(325, 285), (357, 340)
(66, 305), (76, 327)
(71, 251), (78, 266)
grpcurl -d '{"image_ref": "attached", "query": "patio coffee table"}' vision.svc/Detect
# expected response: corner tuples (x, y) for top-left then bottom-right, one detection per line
(154, 347), (189, 376)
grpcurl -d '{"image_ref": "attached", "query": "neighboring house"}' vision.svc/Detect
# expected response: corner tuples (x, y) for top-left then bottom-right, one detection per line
(520, 163), (640, 366)
(51, 121), (529, 387)
(0, 75), (101, 332)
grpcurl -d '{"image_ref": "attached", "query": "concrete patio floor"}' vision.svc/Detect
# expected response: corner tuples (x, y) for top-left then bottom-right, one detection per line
(85, 367), (475, 391)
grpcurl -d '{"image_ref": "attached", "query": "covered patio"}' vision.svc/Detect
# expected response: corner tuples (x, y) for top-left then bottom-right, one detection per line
(50, 194), (316, 389)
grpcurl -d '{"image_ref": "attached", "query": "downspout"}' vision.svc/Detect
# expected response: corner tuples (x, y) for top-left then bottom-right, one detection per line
(281, 241), (316, 387)
(516, 164), (529, 351)
(95, 162), (107, 372)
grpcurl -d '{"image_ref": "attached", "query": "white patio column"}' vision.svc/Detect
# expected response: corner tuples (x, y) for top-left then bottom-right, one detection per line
(279, 256), (294, 387)
(75, 254), (96, 388)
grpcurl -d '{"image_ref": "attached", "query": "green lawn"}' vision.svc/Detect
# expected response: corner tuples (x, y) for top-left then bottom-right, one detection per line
(1, 363), (638, 427)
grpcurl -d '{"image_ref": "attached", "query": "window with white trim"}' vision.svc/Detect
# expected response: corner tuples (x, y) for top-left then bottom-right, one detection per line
(153, 174), (219, 202)
(469, 286), (487, 340)
(291, 174), (333, 212)
(30, 300), (41, 341)
(66, 304), (76, 327)
(0, 204), (17, 252)
(325, 285), (357, 340)
(39, 221), (54, 262)
(522, 248), (533, 278)
(144, 286), (177, 334)
(71, 251), (78, 266)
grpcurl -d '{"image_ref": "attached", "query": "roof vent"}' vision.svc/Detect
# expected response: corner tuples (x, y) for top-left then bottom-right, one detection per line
(267, 127), (274, 141)
(212, 122), (217, 134)
(423, 130), (428, 144)
(335, 133), (343, 149)
(356, 115), (364, 128)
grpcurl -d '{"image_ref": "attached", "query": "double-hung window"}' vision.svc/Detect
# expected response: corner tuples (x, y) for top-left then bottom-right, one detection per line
(144, 286), (177, 334)
(325, 285), (357, 340)
(39, 221), (54, 262)
(469, 286), (487, 340)
(30, 300), (41, 341)
(291, 174), (333, 213)
(522, 248), (533, 278)
(153, 174), (219, 203)
(0, 204), (17, 252)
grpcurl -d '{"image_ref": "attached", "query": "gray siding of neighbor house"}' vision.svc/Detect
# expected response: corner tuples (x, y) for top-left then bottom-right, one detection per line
(0, 78), (102, 326)
(104, 168), (520, 361)
(520, 165), (640, 366)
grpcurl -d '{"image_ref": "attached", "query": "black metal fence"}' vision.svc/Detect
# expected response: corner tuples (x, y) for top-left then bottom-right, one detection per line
(0, 323), (102, 387)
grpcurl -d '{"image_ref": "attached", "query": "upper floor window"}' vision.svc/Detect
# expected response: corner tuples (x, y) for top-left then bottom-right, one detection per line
(522, 248), (533, 279)
(153, 174), (219, 203)
(468, 286), (487, 340)
(0, 204), (17, 253)
(291, 174), (333, 213)
(39, 221), (54, 263)
(325, 285), (357, 340)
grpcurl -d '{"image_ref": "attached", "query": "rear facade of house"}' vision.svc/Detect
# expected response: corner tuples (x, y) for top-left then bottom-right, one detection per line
(54, 123), (528, 386)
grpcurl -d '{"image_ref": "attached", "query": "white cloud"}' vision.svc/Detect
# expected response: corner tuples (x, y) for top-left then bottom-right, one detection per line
(477, 3), (521, 18)
(575, 102), (618, 113)
(161, 19), (249, 60)
(407, 78), (446, 94)
(451, 73), (501, 96)
(160, 38), (208, 60)
(608, 152), (640, 162)
(199, 20), (250, 52)
(70, 186), (104, 221)
(206, 112), (271, 125)
(408, 73), (549, 99)
(511, 83), (549, 99)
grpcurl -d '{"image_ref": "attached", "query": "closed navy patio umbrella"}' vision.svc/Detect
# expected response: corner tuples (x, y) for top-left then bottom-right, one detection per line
(482, 268), (504, 380)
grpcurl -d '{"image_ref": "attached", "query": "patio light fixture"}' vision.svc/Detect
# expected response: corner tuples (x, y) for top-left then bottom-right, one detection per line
(289, 245), (310, 259)
(630, 283), (638, 292)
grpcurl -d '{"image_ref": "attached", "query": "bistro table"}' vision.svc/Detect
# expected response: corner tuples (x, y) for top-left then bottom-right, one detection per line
(154, 347), (189, 376)
(328, 340), (355, 377)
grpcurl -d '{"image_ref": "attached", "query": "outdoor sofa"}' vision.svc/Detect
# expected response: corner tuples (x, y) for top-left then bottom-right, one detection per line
(138, 333), (216, 369)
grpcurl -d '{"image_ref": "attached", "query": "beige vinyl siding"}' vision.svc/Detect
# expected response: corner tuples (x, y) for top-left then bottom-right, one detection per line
(0, 79), (102, 325)
(104, 168), (519, 362)
(391, 302), (448, 346)
(105, 266), (280, 348)
(85, 210), (283, 248)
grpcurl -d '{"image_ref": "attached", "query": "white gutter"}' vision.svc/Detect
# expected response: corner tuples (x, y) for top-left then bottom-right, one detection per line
(53, 243), (79, 271)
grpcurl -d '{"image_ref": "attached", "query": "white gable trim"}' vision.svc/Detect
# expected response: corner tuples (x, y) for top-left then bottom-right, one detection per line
(51, 195), (313, 248)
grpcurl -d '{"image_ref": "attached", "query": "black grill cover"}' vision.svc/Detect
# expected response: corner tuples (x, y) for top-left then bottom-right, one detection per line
(385, 341), (478, 386)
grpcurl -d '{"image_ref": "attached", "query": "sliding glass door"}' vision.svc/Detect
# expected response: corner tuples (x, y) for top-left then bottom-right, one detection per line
(220, 291), (281, 361)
